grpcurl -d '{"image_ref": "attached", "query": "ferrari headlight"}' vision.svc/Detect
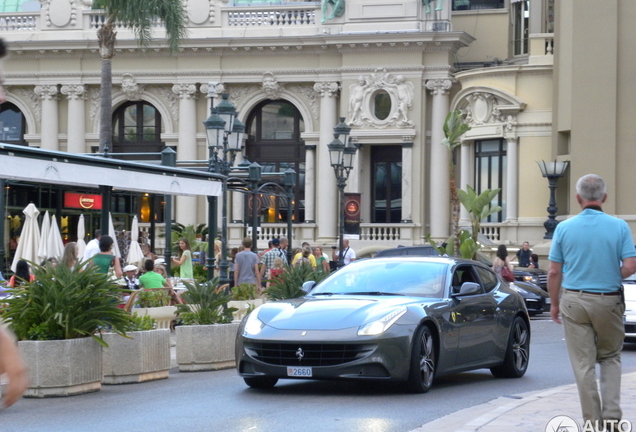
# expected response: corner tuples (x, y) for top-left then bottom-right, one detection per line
(523, 275), (539, 284)
(244, 311), (265, 336)
(357, 307), (407, 336)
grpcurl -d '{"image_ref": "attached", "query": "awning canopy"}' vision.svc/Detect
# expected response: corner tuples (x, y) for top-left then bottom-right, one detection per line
(0, 143), (223, 197)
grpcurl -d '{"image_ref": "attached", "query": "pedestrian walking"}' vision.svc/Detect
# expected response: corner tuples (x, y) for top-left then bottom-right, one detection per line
(548, 173), (636, 426)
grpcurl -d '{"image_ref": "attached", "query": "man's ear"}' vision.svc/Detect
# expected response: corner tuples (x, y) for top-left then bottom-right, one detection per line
(601, 193), (608, 203)
(575, 194), (583, 206)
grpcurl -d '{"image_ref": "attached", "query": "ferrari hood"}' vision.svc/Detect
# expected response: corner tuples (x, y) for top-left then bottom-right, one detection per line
(254, 296), (415, 331)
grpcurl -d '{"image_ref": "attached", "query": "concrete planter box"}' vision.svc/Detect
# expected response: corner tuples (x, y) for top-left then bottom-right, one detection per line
(18, 338), (102, 398)
(228, 299), (264, 321)
(102, 329), (171, 385)
(176, 322), (240, 372)
(132, 306), (177, 329)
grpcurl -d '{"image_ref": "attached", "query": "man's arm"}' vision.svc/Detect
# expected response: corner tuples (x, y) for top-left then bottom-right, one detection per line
(234, 261), (239, 286)
(0, 328), (28, 408)
(547, 260), (563, 324)
(621, 256), (636, 279)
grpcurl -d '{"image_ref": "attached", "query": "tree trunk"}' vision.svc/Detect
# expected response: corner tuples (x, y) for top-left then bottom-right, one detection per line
(97, 21), (116, 153)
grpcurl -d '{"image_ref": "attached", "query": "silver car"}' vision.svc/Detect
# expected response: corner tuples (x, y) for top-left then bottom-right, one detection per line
(236, 257), (531, 393)
(624, 273), (636, 343)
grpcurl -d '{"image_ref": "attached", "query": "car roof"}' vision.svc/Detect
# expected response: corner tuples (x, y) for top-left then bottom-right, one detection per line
(369, 255), (487, 268)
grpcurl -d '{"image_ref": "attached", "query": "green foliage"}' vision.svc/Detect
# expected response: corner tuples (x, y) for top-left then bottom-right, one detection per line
(425, 230), (479, 260)
(458, 185), (503, 241)
(170, 223), (209, 257)
(136, 289), (172, 308)
(232, 283), (258, 301)
(441, 110), (471, 151)
(263, 265), (330, 301)
(2, 263), (132, 346)
(97, 0), (189, 52)
(175, 279), (236, 325)
(128, 313), (157, 331)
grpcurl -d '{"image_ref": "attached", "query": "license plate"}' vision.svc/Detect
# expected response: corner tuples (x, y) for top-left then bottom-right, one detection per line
(287, 366), (312, 377)
(545, 297), (551, 304)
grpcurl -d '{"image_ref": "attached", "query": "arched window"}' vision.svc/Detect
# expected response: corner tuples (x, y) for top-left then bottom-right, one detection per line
(245, 100), (305, 223)
(0, 102), (27, 145)
(112, 101), (163, 159)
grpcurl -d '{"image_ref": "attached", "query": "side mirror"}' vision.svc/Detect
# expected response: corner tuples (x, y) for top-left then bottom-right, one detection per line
(451, 282), (482, 297)
(301, 280), (316, 294)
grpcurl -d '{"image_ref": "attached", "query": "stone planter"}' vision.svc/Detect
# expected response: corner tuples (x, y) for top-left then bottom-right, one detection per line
(18, 338), (102, 397)
(228, 299), (264, 321)
(176, 322), (240, 372)
(131, 306), (178, 329)
(102, 329), (171, 385)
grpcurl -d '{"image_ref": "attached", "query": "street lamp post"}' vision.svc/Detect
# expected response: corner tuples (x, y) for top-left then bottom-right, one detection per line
(284, 168), (296, 260)
(537, 160), (569, 239)
(328, 117), (357, 269)
(248, 162), (262, 253)
(204, 93), (245, 286)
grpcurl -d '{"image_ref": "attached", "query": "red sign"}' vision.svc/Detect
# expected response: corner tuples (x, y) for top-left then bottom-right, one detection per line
(64, 192), (103, 210)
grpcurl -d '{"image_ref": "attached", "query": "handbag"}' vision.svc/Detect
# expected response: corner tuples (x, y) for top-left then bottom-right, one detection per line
(501, 265), (515, 282)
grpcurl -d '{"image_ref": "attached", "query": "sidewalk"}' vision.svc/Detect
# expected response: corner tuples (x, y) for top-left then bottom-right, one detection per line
(412, 372), (636, 432)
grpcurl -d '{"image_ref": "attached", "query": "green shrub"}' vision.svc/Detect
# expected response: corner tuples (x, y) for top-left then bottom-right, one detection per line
(176, 278), (236, 325)
(263, 265), (330, 300)
(2, 263), (132, 346)
(137, 289), (171, 307)
(129, 313), (157, 331)
(231, 283), (258, 300)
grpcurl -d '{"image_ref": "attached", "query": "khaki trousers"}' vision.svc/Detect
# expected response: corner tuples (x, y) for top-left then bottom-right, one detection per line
(561, 289), (625, 423)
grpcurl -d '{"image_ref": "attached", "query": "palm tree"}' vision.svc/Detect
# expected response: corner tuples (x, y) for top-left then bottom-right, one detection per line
(441, 110), (471, 255)
(96, 0), (188, 152)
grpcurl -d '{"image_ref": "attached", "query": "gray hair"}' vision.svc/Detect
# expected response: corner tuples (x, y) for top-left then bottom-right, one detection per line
(576, 174), (606, 202)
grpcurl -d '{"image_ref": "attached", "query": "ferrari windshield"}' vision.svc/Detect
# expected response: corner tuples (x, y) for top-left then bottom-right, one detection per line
(311, 260), (448, 298)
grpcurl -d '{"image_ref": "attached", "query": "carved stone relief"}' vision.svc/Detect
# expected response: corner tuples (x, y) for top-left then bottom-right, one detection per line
(146, 86), (179, 124)
(262, 72), (284, 100)
(456, 91), (524, 135)
(289, 84), (319, 120)
(347, 68), (415, 129)
(5, 86), (41, 123)
(60, 84), (86, 100)
(121, 73), (145, 101)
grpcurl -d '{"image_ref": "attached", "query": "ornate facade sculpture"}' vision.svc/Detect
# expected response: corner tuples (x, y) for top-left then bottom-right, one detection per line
(121, 73), (145, 101)
(321, 0), (345, 23)
(454, 88), (526, 138)
(262, 72), (284, 100)
(347, 69), (414, 128)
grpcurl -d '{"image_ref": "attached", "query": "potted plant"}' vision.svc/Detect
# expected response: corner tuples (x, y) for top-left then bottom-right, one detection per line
(263, 265), (330, 300)
(101, 314), (171, 385)
(228, 283), (263, 321)
(1, 263), (131, 397)
(174, 279), (239, 372)
(128, 289), (178, 329)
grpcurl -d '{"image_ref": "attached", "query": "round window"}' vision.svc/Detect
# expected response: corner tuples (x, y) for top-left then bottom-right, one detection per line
(373, 90), (392, 120)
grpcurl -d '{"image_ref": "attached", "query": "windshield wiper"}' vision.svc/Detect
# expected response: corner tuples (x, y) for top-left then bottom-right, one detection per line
(312, 292), (338, 296)
(345, 291), (404, 296)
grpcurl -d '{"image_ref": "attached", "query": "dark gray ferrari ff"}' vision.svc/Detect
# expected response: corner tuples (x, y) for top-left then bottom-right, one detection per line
(236, 257), (530, 393)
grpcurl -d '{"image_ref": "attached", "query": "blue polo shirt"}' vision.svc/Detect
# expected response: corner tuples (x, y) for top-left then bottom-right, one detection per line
(548, 208), (636, 292)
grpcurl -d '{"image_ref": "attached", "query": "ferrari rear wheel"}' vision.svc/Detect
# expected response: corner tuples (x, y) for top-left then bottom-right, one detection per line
(490, 316), (530, 378)
(243, 376), (279, 389)
(407, 325), (436, 393)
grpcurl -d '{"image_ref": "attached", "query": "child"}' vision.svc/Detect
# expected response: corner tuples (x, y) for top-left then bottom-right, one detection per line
(267, 257), (284, 288)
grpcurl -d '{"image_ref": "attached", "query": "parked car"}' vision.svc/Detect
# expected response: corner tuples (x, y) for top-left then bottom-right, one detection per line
(236, 257), (531, 393)
(374, 246), (549, 315)
(623, 273), (636, 343)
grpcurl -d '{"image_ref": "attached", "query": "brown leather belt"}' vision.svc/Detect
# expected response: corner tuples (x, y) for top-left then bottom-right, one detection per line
(565, 289), (621, 296)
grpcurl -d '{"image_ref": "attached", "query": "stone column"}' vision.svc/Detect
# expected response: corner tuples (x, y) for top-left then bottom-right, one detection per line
(60, 84), (86, 154)
(313, 81), (340, 243)
(34, 85), (59, 151)
(401, 141), (414, 222)
(304, 144), (316, 223)
(459, 139), (471, 224)
(425, 78), (453, 239)
(506, 136), (519, 221)
(172, 84), (198, 226)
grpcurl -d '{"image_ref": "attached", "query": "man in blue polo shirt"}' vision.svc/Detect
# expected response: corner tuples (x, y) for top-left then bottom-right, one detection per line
(548, 174), (636, 426)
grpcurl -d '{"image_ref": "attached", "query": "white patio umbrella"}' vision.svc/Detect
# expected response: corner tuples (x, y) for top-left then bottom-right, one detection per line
(37, 210), (51, 263)
(126, 216), (145, 266)
(11, 203), (41, 272)
(108, 212), (121, 258)
(76, 214), (87, 259)
(47, 215), (65, 261)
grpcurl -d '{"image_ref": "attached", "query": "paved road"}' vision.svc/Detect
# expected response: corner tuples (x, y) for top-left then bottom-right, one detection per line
(3, 317), (636, 432)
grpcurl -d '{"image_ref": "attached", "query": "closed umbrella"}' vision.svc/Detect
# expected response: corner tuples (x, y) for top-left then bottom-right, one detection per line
(37, 210), (51, 263)
(76, 214), (87, 259)
(11, 203), (41, 272)
(126, 215), (145, 266)
(47, 215), (65, 261)
(108, 213), (121, 258)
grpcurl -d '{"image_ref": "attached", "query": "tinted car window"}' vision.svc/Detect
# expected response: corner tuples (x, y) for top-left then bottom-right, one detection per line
(375, 246), (439, 258)
(475, 265), (499, 292)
